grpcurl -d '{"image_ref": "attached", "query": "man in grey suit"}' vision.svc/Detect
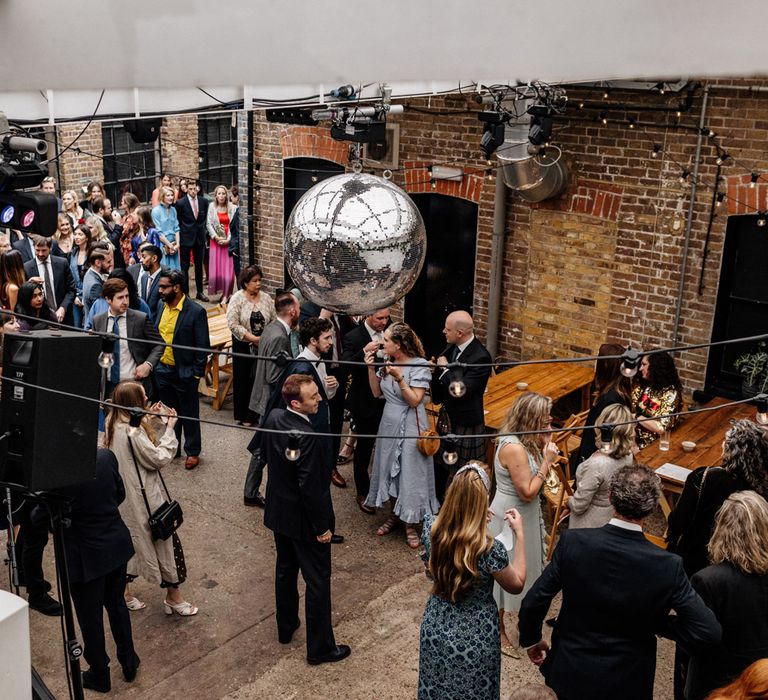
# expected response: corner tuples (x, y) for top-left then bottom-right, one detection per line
(92, 278), (164, 399)
(244, 290), (301, 507)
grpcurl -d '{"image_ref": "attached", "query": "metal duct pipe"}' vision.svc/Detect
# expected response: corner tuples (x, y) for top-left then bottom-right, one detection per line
(496, 118), (568, 202)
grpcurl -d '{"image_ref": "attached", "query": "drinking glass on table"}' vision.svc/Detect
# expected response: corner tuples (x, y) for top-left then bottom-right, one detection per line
(659, 428), (671, 451)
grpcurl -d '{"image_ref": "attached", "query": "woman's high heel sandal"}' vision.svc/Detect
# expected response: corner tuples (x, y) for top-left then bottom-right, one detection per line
(164, 599), (199, 616)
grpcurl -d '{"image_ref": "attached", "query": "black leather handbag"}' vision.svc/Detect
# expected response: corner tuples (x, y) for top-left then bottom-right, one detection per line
(128, 436), (184, 541)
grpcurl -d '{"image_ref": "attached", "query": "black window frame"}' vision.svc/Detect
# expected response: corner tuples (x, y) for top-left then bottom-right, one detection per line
(198, 114), (237, 194)
(101, 123), (158, 206)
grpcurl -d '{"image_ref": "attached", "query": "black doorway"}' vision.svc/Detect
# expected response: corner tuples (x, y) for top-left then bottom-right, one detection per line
(404, 194), (478, 358)
(283, 157), (345, 288)
(706, 214), (768, 397)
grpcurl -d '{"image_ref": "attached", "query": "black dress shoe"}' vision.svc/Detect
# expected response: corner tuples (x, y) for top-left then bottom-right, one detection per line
(278, 620), (300, 644)
(196, 293), (210, 302)
(28, 593), (62, 616)
(82, 668), (111, 693)
(17, 577), (52, 592)
(244, 494), (266, 508)
(307, 644), (351, 666)
(122, 655), (141, 682)
(330, 534), (344, 544)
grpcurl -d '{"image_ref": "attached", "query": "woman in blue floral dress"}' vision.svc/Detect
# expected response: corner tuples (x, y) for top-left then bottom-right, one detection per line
(419, 463), (527, 700)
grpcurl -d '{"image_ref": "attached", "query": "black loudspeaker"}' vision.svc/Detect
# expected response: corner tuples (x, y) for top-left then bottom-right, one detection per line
(1, 331), (100, 490)
(122, 118), (162, 144)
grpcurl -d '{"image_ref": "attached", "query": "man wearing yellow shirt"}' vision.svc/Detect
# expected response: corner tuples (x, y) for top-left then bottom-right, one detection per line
(155, 269), (209, 469)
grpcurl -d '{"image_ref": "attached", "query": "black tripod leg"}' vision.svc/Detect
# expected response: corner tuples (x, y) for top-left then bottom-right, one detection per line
(4, 488), (20, 594)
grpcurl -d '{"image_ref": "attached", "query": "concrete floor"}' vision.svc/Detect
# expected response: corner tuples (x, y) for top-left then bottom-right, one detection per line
(5, 398), (676, 699)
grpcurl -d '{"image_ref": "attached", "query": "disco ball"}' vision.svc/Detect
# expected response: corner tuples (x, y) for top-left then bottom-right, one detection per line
(285, 172), (426, 314)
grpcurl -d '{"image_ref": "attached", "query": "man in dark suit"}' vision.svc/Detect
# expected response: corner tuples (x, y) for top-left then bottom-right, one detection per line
(92, 278), (163, 399)
(127, 243), (166, 323)
(13, 231), (64, 263)
(174, 179), (209, 301)
(56, 448), (139, 692)
(341, 308), (390, 514)
(244, 290), (300, 506)
(262, 373), (350, 665)
(519, 464), (721, 700)
(23, 235), (77, 324)
(81, 243), (114, 321)
(91, 197), (124, 269)
(431, 310), (492, 499)
(154, 269), (210, 469)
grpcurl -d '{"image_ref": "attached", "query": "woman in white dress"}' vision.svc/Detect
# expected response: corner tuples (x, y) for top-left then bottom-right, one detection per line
(489, 392), (558, 656)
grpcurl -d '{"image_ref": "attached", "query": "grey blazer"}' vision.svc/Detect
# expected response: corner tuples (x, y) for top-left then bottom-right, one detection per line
(568, 452), (634, 529)
(248, 318), (291, 417)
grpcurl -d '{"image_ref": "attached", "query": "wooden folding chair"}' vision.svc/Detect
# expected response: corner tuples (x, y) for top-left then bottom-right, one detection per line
(543, 457), (574, 560)
(552, 409), (589, 480)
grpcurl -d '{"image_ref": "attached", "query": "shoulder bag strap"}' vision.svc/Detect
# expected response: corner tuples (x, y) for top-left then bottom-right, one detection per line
(127, 433), (174, 514)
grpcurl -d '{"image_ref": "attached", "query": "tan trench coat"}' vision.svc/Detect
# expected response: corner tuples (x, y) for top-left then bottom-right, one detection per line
(110, 419), (180, 584)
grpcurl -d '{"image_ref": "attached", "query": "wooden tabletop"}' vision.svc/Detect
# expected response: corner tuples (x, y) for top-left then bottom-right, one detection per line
(483, 362), (594, 431)
(637, 397), (755, 489)
(207, 312), (232, 349)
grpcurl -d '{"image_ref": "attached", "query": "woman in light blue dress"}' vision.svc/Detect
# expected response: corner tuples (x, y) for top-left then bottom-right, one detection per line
(151, 186), (180, 269)
(364, 322), (440, 549)
(488, 391), (559, 655)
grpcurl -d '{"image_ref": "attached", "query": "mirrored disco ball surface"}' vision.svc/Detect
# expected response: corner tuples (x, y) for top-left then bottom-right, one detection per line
(285, 173), (426, 314)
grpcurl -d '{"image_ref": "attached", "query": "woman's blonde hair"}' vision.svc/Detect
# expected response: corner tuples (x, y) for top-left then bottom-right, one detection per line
(429, 462), (493, 603)
(707, 658), (768, 699)
(62, 189), (79, 212)
(595, 403), (635, 459)
(54, 213), (73, 239)
(103, 381), (155, 448)
(498, 392), (552, 458)
(386, 322), (425, 359)
(213, 185), (229, 206)
(159, 185), (175, 204)
(85, 216), (107, 241)
(708, 491), (768, 575)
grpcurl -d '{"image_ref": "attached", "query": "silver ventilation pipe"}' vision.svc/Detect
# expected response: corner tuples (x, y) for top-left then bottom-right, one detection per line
(496, 108), (568, 202)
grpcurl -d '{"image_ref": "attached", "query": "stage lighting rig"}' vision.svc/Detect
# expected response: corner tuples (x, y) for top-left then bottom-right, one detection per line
(0, 111), (58, 236)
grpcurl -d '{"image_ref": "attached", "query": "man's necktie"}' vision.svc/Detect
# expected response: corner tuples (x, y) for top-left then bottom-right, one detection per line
(449, 345), (460, 363)
(330, 315), (342, 366)
(110, 316), (121, 384)
(191, 197), (199, 218)
(43, 262), (56, 311)
(141, 273), (149, 300)
(290, 329), (300, 358)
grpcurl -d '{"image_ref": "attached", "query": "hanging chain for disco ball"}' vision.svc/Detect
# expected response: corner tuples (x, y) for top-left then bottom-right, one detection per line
(284, 171), (426, 314)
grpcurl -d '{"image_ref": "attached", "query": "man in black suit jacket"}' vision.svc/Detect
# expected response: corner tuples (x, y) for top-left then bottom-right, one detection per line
(13, 231), (64, 263)
(519, 464), (721, 700)
(262, 374), (350, 665)
(56, 448), (139, 692)
(154, 269), (210, 469)
(91, 197), (124, 268)
(127, 243), (166, 323)
(173, 179), (209, 301)
(92, 278), (164, 399)
(23, 235), (77, 324)
(341, 308), (390, 513)
(431, 310), (492, 499)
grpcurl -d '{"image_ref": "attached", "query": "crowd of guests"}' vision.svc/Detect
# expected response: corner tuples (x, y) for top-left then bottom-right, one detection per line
(2, 175), (766, 697)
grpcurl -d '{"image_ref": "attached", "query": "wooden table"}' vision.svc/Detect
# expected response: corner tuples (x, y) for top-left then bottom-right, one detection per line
(200, 311), (234, 410)
(483, 362), (595, 431)
(637, 397), (755, 515)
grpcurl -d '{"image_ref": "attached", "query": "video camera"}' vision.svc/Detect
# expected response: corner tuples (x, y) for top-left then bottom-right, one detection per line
(0, 112), (59, 236)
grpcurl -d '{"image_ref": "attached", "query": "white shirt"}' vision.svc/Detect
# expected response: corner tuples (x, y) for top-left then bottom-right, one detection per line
(608, 517), (643, 532)
(138, 267), (160, 300)
(364, 321), (384, 358)
(107, 312), (137, 382)
(35, 257), (56, 307)
(287, 408), (311, 423)
(298, 346), (336, 399)
(455, 334), (475, 360)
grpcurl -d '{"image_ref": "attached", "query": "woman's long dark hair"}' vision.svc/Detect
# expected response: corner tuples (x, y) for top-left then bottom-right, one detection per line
(106, 269), (142, 309)
(644, 351), (683, 393)
(592, 342), (632, 405)
(15, 281), (55, 327)
(1, 249), (26, 291)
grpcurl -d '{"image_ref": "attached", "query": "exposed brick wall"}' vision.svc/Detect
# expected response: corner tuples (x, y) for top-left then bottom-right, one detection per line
(160, 115), (198, 185)
(56, 122), (103, 195)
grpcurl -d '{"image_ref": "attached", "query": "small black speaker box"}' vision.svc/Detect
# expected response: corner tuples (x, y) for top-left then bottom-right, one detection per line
(1, 331), (100, 490)
(122, 118), (162, 144)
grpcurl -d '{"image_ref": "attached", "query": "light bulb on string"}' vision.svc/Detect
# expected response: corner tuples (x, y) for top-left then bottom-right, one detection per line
(756, 395), (768, 426)
(751, 173), (760, 188)
(680, 168), (690, 184)
(97, 352), (115, 369)
(311, 171), (318, 183)
(757, 213), (766, 228)
(716, 192), (725, 207)
(655, 82), (666, 95)
(599, 112), (608, 125)
(442, 434), (459, 466)
(620, 347), (641, 378)
(486, 169), (494, 181)
(254, 162), (260, 176)
(716, 152), (730, 166)
(602, 88), (610, 100)
(599, 425), (615, 454)
(578, 101), (585, 110)
(285, 430), (301, 462)
(628, 117), (636, 129)
(448, 364), (467, 398)
(651, 144), (662, 158)
(97, 334), (116, 369)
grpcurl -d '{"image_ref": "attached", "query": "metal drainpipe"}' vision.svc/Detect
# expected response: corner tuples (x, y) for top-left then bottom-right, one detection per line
(485, 171), (507, 358)
(672, 85), (709, 345)
(247, 111), (255, 265)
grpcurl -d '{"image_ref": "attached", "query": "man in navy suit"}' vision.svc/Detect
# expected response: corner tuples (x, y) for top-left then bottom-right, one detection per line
(519, 464), (721, 700)
(23, 235), (77, 324)
(262, 374), (350, 665)
(154, 269), (210, 469)
(127, 243), (166, 323)
(174, 179), (209, 301)
(13, 231), (64, 263)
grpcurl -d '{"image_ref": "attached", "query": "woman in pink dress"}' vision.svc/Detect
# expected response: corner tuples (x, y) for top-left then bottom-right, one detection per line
(205, 185), (236, 303)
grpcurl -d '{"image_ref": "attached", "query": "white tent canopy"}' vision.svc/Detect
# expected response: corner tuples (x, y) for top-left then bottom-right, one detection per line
(2, 0), (768, 121)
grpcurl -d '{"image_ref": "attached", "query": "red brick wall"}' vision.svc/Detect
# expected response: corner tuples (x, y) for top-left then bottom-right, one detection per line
(160, 115), (198, 186)
(56, 122), (104, 195)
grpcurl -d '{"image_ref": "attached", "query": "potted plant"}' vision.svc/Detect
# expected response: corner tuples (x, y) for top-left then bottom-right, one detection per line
(734, 342), (768, 398)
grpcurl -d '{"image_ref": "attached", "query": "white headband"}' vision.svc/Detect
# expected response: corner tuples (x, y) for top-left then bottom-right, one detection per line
(455, 463), (490, 492)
